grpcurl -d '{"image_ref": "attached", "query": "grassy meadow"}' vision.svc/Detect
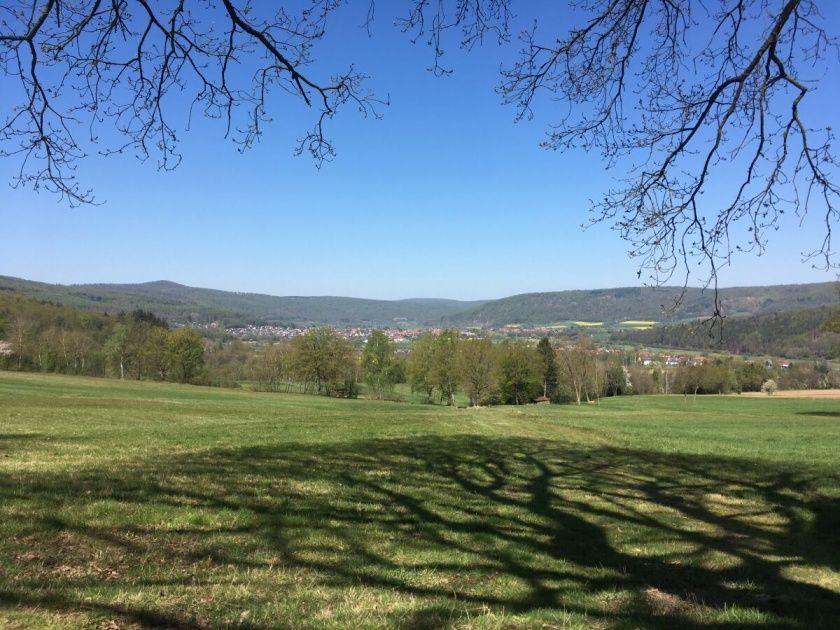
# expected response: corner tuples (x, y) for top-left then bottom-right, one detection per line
(1, 372), (839, 628)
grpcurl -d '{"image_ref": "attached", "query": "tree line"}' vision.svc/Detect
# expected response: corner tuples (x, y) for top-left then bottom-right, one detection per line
(2, 291), (837, 398)
(249, 330), (838, 403)
(0, 292), (203, 383)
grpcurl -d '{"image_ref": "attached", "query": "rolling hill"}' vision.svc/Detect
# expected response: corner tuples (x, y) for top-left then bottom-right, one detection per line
(444, 283), (839, 327)
(0, 276), (484, 327)
(1, 275), (836, 328)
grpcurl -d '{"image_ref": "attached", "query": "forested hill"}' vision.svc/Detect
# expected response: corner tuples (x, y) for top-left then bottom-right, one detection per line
(1, 275), (836, 328)
(0, 276), (484, 327)
(445, 283), (839, 326)
(612, 306), (840, 359)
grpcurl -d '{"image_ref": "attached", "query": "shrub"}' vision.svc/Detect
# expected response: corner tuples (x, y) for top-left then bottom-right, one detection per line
(761, 379), (778, 396)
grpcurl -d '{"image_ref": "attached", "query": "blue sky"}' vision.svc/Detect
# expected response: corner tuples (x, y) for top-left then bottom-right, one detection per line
(2, 1), (838, 300)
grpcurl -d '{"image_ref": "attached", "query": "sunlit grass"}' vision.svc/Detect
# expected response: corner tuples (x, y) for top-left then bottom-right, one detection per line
(1, 371), (839, 628)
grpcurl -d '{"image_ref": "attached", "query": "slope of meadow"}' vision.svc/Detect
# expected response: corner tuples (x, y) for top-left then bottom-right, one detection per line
(1, 372), (839, 628)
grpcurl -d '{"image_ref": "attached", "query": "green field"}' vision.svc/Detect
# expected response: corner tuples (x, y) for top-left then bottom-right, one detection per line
(1, 373), (839, 628)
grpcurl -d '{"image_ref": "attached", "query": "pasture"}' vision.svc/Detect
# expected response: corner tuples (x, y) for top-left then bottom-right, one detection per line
(1, 372), (839, 628)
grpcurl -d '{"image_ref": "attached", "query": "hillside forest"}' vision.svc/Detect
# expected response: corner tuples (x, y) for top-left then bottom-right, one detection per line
(2, 291), (838, 404)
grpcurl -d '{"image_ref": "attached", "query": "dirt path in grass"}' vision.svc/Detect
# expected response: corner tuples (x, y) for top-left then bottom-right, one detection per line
(739, 389), (840, 399)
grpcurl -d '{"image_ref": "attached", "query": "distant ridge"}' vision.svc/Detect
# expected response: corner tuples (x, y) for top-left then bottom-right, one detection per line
(444, 283), (839, 327)
(0, 275), (836, 328)
(0, 276), (485, 327)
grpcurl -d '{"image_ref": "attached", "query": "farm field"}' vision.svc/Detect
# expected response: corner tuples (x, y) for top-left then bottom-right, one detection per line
(1, 372), (839, 628)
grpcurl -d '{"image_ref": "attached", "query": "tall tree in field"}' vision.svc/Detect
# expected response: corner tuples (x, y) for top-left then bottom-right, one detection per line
(557, 339), (597, 405)
(408, 333), (438, 402)
(141, 327), (171, 381)
(104, 324), (129, 380)
(290, 327), (355, 396)
(432, 330), (461, 406)
(361, 329), (397, 400)
(497, 342), (540, 405)
(8, 314), (33, 370)
(166, 328), (205, 384)
(66, 330), (95, 373)
(674, 363), (735, 398)
(536, 337), (558, 400)
(253, 343), (292, 392)
(459, 338), (497, 407)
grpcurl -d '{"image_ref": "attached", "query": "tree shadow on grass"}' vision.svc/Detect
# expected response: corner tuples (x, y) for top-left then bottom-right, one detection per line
(795, 411), (840, 418)
(0, 433), (45, 449)
(1, 435), (839, 628)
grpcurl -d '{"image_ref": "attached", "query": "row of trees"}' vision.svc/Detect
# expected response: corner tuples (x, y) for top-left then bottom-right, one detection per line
(405, 332), (840, 403)
(0, 294), (111, 373)
(0, 293), (204, 383)
(268, 328), (832, 404)
(671, 360), (838, 394)
(3, 291), (838, 398)
(406, 334), (598, 406)
(103, 321), (204, 384)
(250, 327), (359, 397)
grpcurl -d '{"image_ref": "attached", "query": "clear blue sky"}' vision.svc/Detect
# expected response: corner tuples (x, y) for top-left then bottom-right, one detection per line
(2, 2), (838, 300)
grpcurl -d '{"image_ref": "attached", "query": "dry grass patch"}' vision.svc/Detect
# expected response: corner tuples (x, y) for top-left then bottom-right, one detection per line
(739, 389), (840, 399)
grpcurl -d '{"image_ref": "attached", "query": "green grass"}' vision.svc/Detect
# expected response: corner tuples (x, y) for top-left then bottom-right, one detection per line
(1, 372), (839, 628)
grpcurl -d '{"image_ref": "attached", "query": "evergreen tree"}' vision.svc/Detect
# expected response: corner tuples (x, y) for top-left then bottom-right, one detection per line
(536, 337), (558, 400)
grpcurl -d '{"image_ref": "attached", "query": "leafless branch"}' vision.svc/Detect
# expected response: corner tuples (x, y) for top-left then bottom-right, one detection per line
(2, 0), (837, 315)
(0, 0), (385, 204)
(495, 0), (838, 316)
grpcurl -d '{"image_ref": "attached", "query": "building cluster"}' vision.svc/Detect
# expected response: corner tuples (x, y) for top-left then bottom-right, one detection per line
(195, 324), (796, 370)
(637, 351), (707, 367)
(213, 324), (447, 344)
(494, 325), (571, 335)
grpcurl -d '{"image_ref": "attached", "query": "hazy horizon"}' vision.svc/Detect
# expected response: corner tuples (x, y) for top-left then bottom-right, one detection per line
(4, 272), (836, 304)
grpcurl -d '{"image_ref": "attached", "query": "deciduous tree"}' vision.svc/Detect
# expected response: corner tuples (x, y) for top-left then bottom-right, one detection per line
(432, 329), (461, 406)
(556, 339), (597, 405)
(253, 342), (292, 392)
(290, 327), (355, 396)
(497, 341), (540, 405)
(166, 328), (205, 384)
(408, 333), (437, 402)
(104, 324), (129, 380)
(362, 329), (397, 399)
(459, 337), (497, 406)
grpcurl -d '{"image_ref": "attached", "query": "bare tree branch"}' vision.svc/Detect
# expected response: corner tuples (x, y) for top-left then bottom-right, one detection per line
(494, 0), (838, 316)
(0, 0), (385, 204)
(1, 0), (837, 317)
